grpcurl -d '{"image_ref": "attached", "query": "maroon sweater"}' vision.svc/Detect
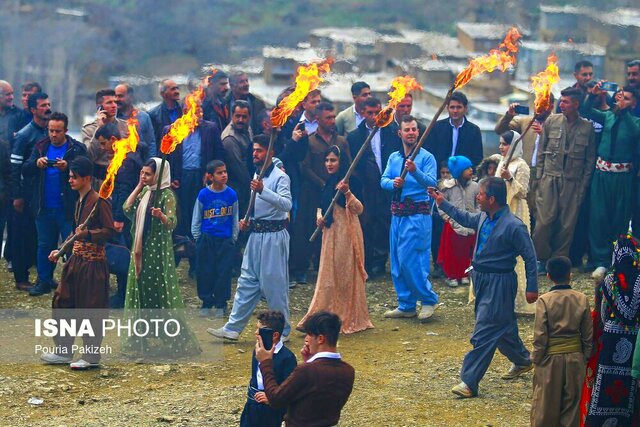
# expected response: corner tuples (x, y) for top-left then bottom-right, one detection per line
(260, 357), (355, 427)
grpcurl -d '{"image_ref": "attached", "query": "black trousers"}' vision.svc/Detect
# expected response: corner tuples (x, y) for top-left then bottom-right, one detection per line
(10, 205), (36, 283)
(176, 169), (203, 238)
(196, 234), (234, 308)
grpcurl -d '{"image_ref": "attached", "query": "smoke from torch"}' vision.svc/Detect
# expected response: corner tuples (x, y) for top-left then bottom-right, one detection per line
(98, 114), (140, 199)
(454, 27), (522, 89)
(531, 54), (560, 115)
(160, 87), (205, 155)
(375, 76), (423, 128)
(271, 58), (334, 128)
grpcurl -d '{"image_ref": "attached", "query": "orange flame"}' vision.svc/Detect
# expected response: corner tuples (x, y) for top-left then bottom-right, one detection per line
(531, 54), (560, 115)
(375, 76), (423, 128)
(99, 114), (140, 199)
(160, 87), (205, 155)
(454, 27), (522, 89)
(271, 58), (334, 128)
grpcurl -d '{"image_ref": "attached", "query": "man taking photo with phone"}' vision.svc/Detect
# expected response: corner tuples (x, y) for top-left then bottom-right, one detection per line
(255, 311), (355, 427)
(241, 310), (297, 427)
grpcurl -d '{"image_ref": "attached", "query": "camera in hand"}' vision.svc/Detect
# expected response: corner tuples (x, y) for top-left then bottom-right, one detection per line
(514, 105), (530, 115)
(259, 327), (274, 351)
(46, 159), (57, 167)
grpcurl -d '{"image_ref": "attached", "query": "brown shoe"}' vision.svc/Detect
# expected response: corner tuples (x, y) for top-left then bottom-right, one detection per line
(15, 282), (33, 291)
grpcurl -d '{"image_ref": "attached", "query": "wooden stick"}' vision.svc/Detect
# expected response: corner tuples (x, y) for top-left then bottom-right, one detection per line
(397, 86), (454, 181)
(503, 116), (537, 167)
(243, 130), (280, 223)
(309, 125), (380, 242)
(53, 198), (102, 260)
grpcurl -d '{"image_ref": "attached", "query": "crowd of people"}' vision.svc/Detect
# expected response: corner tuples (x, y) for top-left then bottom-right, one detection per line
(1, 58), (640, 425)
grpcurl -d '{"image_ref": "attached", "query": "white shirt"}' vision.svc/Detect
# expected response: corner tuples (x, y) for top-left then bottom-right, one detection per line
(531, 133), (540, 167)
(300, 111), (319, 135)
(353, 105), (365, 128)
(449, 117), (465, 157)
(368, 124), (383, 172)
(256, 340), (284, 390)
(306, 351), (342, 363)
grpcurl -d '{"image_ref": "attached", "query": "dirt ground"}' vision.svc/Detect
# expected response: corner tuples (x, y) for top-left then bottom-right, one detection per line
(0, 260), (597, 426)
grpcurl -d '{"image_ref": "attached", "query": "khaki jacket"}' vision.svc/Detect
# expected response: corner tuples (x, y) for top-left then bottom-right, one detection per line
(537, 113), (596, 192)
(532, 286), (593, 365)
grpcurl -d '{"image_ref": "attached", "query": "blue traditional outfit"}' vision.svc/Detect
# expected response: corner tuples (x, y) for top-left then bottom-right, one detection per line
(222, 164), (293, 337)
(381, 147), (438, 313)
(438, 200), (538, 395)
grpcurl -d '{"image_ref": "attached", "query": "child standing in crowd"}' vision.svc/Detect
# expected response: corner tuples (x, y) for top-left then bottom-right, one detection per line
(192, 160), (238, 318)
(431, 161), (451, 280)
(240, 311), (297, 427)
(530, 256), (592, 426)
(476, 157), (498, 181)
(437, 156), (479, 287)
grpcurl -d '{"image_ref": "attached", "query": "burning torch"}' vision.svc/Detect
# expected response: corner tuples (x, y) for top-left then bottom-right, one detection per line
(395, 27), (523, 182)
(309, 75), (423, 242)
(54, 114), (140, 260)
(153, 86), (206, 209)
(504, 54), (560, 167)
(243, 59), (333, 223)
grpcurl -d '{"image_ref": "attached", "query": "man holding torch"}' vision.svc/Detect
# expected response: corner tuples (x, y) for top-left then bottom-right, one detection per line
(381, 115), (438, 320)
(208, 135), (293, 341)
(41, 156), (115, 369)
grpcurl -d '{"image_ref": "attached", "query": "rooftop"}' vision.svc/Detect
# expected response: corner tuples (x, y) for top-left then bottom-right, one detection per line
(456, 22), (520, 40)
(407, 58), (467, 73)
(521, 40), (606, 56)
(539, 5), (585, 15)
(262, 46), (326, 63)
(595, 8), (640, 28)
(310, 27), (380, 45)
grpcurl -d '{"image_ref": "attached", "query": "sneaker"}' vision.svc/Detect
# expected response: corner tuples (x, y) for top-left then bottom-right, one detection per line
(198, 308), (210, 318)
(15, 281), (33, 291)
(7, 261), (13, 272)
(29, 282), (51, 297)
(501, 363), (533, 380)
(70, 359), (100, 370)
(206, 327), (239, 340)
(384, 308), (417, 318)
(40, 353), (72, 365)
(288, 281), (297, 289)
(446, 278), (459, 288)
(460, 277), (470, 285)
(451, 382), (476, 398)
(418, 305), (435, 320)
(431, 265), (444, 279)
(536, 261), (547, 276)
(281, 335), (290, 343)
(212, 308), (226, 319)
(592, 266), (607, 281)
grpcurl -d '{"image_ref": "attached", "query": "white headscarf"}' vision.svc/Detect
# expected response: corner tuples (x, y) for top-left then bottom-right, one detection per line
(497, 130), (523, 177)
(133, 157), (171, 277)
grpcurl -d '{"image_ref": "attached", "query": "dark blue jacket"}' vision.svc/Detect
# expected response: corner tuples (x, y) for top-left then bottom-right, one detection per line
(148, 101), (183, 148)
(424, 116), (483, 169)
(11, 121), (48, 201)
(164, 120), (225, 183)
(22, 136), (87, 218)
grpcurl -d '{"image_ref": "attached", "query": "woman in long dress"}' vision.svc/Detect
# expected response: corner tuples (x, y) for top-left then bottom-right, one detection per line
(297, 145), (374, 334)
(582, 236), (640, 425)
(494, 130), (535, 315)
(122, 158), (200, 357)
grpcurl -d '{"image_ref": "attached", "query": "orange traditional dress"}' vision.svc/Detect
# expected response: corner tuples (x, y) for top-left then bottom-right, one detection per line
(298, 190), (374, 334)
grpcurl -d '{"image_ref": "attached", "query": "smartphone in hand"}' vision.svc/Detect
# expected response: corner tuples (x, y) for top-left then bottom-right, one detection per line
(259, 327), (274, 351)
(514, 105), (530, 115)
